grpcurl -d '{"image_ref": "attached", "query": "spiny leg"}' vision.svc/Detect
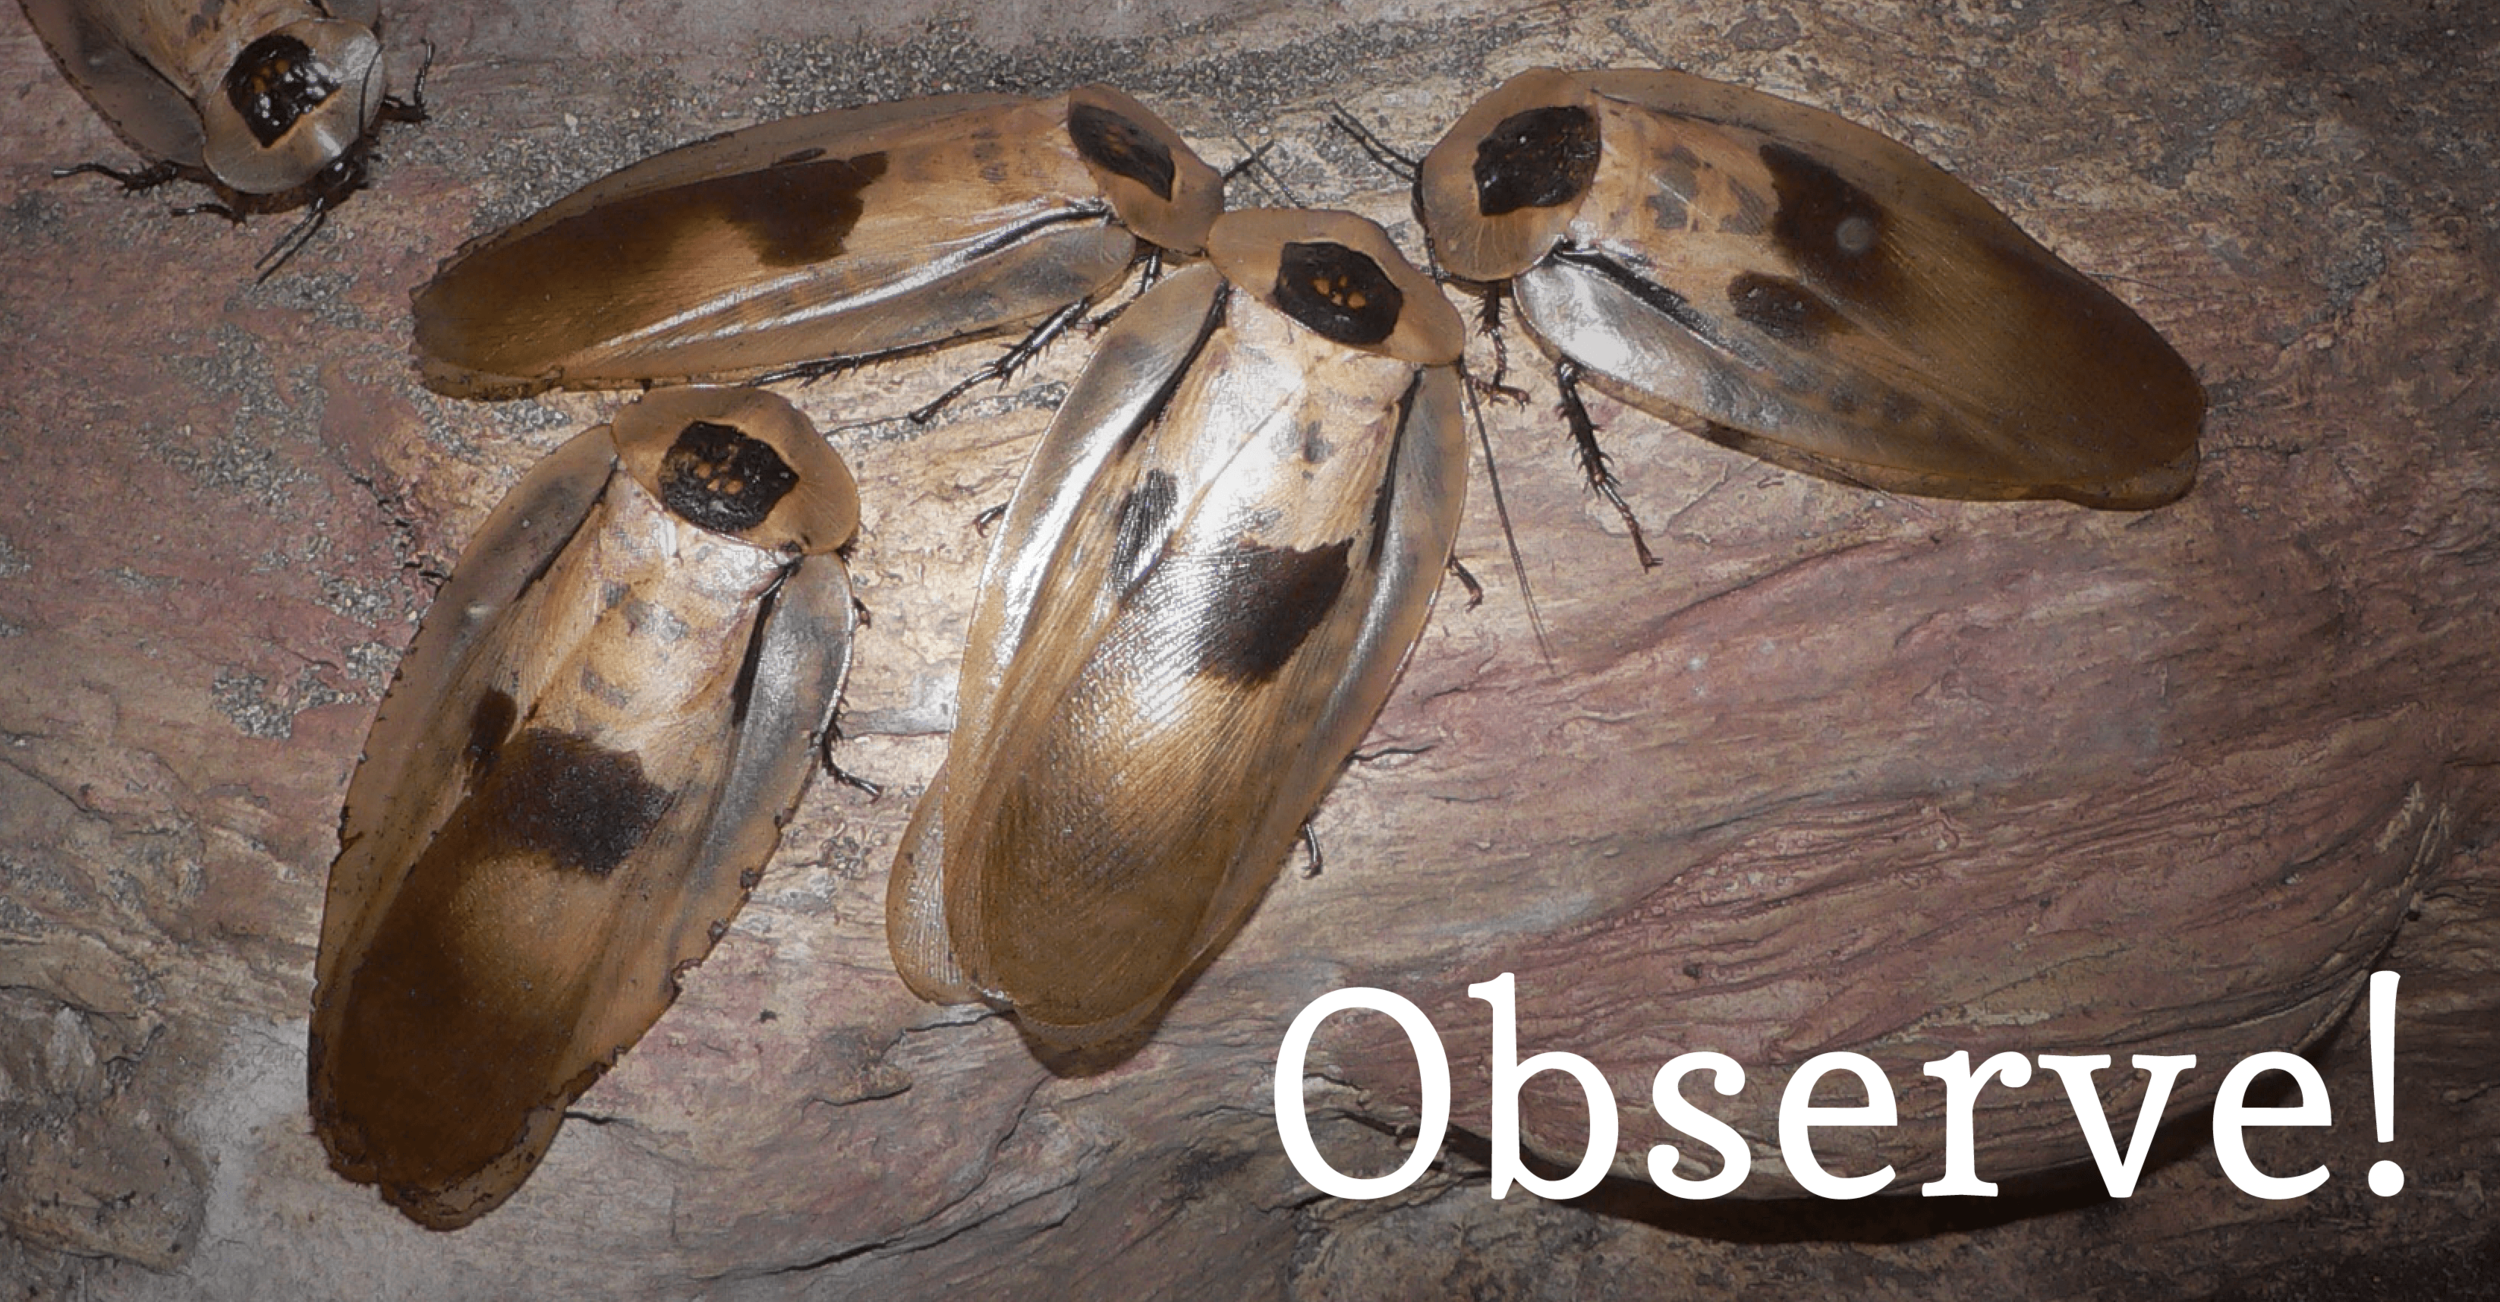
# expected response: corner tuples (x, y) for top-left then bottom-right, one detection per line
(1446, 556), (1484, 609)
(1553, 359), (1659, 570)
(818, 713), (883, 797)
(382, 40), (437, 124)
(908, 298), (1091, 425)
(1469, 286), (1530, 405)
(53, 159), (183, 192)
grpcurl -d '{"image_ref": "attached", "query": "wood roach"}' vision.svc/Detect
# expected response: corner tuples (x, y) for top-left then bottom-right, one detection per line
(20, 0), (421, 271)
(411, 84), (1225, 405)
(1412, 67), (2205, 553)
(307, 387), (859, 1230)
(886, 208), (1468, 1049)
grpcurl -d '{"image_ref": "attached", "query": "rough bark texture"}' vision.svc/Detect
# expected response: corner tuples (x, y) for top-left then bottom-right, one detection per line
(3, 0), (2495, 1296)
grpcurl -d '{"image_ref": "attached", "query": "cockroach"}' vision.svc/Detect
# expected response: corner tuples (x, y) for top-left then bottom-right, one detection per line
(21, 0), (423, 274)
(1408, 68), (2205, 561)
(308, 387), (859, 1229)
(886, 207), (1468, 1049)
(411, 84), (1224, 407)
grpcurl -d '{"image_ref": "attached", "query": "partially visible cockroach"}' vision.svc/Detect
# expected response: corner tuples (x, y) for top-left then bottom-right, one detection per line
(21, 0), (425, 275)
(411, 84), (1223, 407)
(1402, 67), (2205, 562)
(886, 207), (1468, 1049)
(308, 387), (859, 1229)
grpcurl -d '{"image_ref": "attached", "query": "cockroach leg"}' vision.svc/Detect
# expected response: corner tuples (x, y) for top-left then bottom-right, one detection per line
(52, 159), (183, 192)
(1447, 556), (1484, 608)
(1554, 359), (1660, 570)
(909, 298), (1092, 424)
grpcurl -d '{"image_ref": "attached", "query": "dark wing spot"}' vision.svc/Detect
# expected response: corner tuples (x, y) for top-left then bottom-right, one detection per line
(1190, 540), (1352, 683)
(463, 689), (518, 781)
(1644, 187), (1687, 232)
(1273, 241), (1402, 347)
(1069, 102), (1178, 201)
(432, 152), (890, 326)
(1472, 106), (1601, 217)
(1110, 469), (1180, 592)
(1727, 271), (1850, 343)
(659, 420), (799, 536)
(1760, 143), (1891, 292)
(224, 33), (342, 148)
(714, 153), (891, 267)
(471, 729), (671, 876)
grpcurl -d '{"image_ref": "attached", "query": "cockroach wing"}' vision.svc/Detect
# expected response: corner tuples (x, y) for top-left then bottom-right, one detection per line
(309, 389), (857, 1229)
(886, 264), (1229, 1008)
(895, 216), (1466, 1046)
(23, 0), (214, 167)
(411, 88), (1221, 399)
(1429, 68), (2203, 507)
(310, 427), (619, 985)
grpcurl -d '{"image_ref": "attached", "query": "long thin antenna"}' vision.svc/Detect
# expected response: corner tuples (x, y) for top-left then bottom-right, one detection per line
(1228, 132), (1304, 208)
(1459, 354), (1553, 665)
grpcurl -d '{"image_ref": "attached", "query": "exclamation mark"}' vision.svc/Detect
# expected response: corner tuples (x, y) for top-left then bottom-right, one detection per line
(2367, 969), (2403, 1197)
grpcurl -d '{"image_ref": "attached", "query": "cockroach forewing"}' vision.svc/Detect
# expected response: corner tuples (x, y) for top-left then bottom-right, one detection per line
(311, 396), (857, 1228)
(885, 264), (1227, 1011)
(911, 223), (1467, 1045)
(887, 760), (971, 1003)
(411, 89), (1219, 399)
(311, 426), (619, 996)
(1433, 68), (2202, 507)
(22, 0), (210, 167)
(954, 262), (1228, 746)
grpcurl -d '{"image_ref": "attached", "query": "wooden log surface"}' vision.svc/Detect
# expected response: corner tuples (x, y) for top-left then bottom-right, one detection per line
(2, 0), (2495, 1295)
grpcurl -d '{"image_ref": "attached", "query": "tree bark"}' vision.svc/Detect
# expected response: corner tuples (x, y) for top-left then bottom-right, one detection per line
(3, 0), (2494, 1295)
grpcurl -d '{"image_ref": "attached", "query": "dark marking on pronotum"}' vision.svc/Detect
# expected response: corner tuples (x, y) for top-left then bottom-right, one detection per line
(1472, 106), (1600, 217)
(464, 689), (518, 780)
(1110, 469), (1180, 591)
(472, 729), (670, 876)
(1190, 540), (1353, 683)
(660, 420), (799, 535)
(1761, 143), (1888, 290)
(1275, 242), (1401, 348)
(1727, 271), (1849, 342)
(1069, 103), (1177, 201)
(226, 33), (342, 147)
